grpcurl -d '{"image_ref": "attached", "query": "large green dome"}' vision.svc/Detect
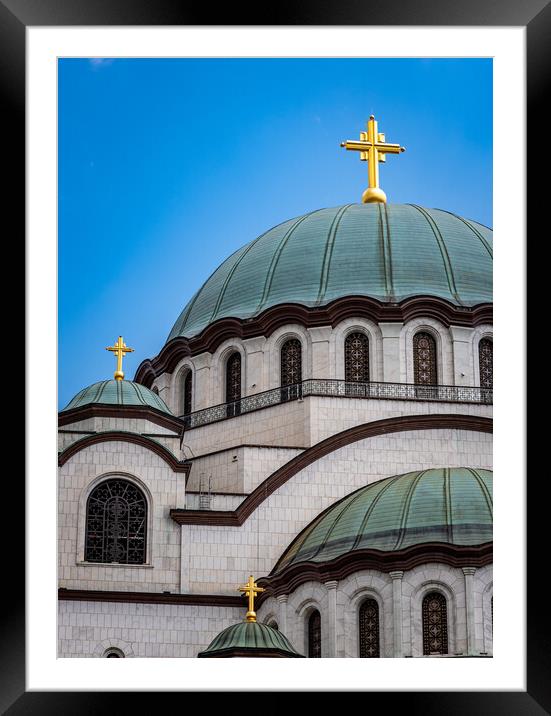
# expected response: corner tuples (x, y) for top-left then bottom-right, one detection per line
(168, 203), (492, 341)
(61, 379), (173, 415)
(273, 468), (492, 573)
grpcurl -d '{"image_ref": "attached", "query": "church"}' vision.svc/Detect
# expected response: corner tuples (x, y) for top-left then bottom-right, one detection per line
(58, 115), (493, 658)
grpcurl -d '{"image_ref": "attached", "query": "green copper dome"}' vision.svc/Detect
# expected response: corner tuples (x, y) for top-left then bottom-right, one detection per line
(273, 468), (492, 573)
(197, 621), (304, 658)
(61, 380), (173, 414)
(168, 203), (492, 341)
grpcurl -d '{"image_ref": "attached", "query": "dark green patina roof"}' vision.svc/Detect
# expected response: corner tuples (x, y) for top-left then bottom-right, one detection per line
(61, 379), (173, 415)
(273, 468), (492, 573)
(168, 203), (492, 341)
(197, 621), (304, 657)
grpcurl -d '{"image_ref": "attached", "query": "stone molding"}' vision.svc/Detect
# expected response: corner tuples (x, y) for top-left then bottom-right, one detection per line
(170, 413), (492, 526)
(58, 403), (184, 433)
(58, 431), (191, 474)
(58, 588), (244, 607)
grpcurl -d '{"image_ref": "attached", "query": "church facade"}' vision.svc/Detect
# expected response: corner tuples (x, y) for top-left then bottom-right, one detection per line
(58, 118), (493, 658)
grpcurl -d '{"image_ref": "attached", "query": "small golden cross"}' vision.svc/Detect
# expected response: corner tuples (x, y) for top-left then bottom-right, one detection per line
(106, 336), (134, 381)
(238, 575), (265, 623)
(341, 115), (405, 204)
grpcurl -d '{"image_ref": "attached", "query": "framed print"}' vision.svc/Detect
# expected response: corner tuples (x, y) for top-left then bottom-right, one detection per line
(5, 0), (547, 710)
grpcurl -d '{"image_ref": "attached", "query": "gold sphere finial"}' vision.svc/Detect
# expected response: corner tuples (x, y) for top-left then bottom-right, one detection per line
(362, 186), (387, 204)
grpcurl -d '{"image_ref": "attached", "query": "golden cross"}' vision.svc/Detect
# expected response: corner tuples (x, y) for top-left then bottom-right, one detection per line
(341, 115), (405, 204)
(106, 336), (134, 381)
(238, 575), (265, 623)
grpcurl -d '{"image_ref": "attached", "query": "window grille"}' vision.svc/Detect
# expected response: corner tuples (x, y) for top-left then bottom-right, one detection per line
(359, 598), (380, 657)
(413, 332), (437, 385)
(308, 610), (321, 658)
(85, 479), (147, 564)
(345, 332), (370, 383)
(422, 592), (448, 655)
(479, 338), (493, 389)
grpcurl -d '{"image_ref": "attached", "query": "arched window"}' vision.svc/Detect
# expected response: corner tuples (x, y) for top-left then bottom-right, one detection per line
(308, 610), (321, 658)
(85, 478), (147, 564)
(479, 338), (493, 389)
(267, 620), (279, 631)
(151, 386), (159, 395)
(345, 332), (370, 383)
(359, 598), (380, 658)
(181, 370), (192, 417)
(281, 339), (302, 401)
(225, 352), (242, 417)
(422, 592), (448, 655)
(103, 648), (125, 658)
(413, 332), (437, 386)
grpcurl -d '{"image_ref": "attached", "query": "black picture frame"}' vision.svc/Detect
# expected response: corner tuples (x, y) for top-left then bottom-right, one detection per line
(6, 0), (545, 710)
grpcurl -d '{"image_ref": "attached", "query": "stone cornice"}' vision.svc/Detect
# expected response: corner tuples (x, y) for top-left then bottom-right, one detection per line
(58, 588), (243, 607)
(135, 295), (492, 386)
(256, 542), (493, 600)
(170, 414), (492, 526)
(58, 431), (191, 473)
(58, 403), (184, 433)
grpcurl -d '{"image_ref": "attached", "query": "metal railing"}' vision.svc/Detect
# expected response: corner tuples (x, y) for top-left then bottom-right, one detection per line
(180, 379), (492, 429)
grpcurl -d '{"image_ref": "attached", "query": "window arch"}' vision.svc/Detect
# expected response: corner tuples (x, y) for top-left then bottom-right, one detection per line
(103, 648), (125, 658)
(281, 338), (302, 401)
(267, 620), (279, 631)
(308, 610), (321, 658)
(413, 332), (438, 385)
(359, 598), (380, 658)
(479, 337), (493, 389)
(85, 478), (147, 564)
(422, 591), (448, 655)
(345, 332), (370, 383)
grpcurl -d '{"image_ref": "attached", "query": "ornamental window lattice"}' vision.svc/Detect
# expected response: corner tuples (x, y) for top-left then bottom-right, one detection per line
(422, 592), (448, 655)
(308, 611), (322, 658)
(479, 338), (493, 389)
(281, 339), (302, 386)
(226, 353), (242, 403)
(345, 332), (370, 383)
(85, 479), (147, 564)
(359, 598), (380, 658)
(413, 332), (437, 385)
(182, 370), (192, 416)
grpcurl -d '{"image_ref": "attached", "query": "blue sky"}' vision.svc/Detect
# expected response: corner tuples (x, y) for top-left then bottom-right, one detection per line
(58, 58), (492, 408)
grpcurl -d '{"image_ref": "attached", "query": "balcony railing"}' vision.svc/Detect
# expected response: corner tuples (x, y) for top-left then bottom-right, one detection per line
(180, 379), (492, 429)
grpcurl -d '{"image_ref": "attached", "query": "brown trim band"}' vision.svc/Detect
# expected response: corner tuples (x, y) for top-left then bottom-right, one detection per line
(58, 404), (184, 433)
(256, 542), (493, 600)
(58, 431), (191, 474)
(58, 588), (244, 608)
(170, 413), (492, 526)
(135, 295), (492, 386)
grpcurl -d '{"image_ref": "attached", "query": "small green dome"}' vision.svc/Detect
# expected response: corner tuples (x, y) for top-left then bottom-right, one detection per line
(61, 379), (173, 414)
(168, 203), (492, 341)
(198, 621), (303, 658)
(273, 468), (492, 573)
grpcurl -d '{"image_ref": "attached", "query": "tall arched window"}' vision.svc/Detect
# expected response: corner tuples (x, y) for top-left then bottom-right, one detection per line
(479, 338), (493, 389)
(226, 352), (241, 403)
(359, 598), (380, 658)
(181, 370), (192, 417)
(422, 592), (448, 655)
(281, 339), (302, 401)
(345, 332), (370, 383)
(413, 332), (437, 385)
(308, 610), (321, 658)
(85, 478), (147, 564)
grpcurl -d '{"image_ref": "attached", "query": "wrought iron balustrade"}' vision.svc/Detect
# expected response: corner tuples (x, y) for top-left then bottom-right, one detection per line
(180, 379), (492, 429)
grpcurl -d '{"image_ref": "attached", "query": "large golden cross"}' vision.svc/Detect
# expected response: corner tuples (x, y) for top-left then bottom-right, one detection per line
(341, 115), (405, 204)
(238, 575), (265, 623)
(106, 336), (134, 381)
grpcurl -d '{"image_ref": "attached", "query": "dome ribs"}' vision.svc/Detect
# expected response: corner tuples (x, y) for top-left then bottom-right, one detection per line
(408, 204), (463, 306)
(316, 204), (353, 305)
